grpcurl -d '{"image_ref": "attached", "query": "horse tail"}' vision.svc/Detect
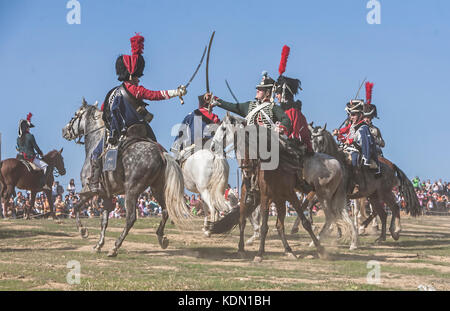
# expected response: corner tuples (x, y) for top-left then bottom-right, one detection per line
(207, 156), (230, 213)
(333, 180), (355, 244)
(163, 153), (194, 229)
(393, 165), (421, 217)
(210, 199), (259, 235)
(324, 161), (356, 245)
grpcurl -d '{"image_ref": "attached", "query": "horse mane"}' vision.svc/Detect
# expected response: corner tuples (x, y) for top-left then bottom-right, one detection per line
(44, 150), (60, 158)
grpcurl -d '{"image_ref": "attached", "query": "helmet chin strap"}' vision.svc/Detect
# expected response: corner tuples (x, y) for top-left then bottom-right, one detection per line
(280, 83), (295, 103)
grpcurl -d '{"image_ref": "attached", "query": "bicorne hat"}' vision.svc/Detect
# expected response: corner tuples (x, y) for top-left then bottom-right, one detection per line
(18, 113), (34, 137)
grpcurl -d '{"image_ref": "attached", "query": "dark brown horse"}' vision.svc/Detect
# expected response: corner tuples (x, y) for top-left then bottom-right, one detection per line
(0, 149), (66, 219)
(210, 119), (327, 262)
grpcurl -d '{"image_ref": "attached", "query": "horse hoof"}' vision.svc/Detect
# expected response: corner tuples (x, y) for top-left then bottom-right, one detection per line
(253, 256), (263, 263)
(92, 245), (102, 253)
(349, 244), (358, 251)
(203, 230), (211, 238)
(80, 228), (89, 239)
(318, 247), (328, 260)
(159, 237), (169, 249)
(286, 252), (297, 260)
(290, 228), (299, 234)
(245, 238), (254, 246)
(374, 237), (385, 244)
(107, 249), (118, 257)
(391, 232), (400, 241)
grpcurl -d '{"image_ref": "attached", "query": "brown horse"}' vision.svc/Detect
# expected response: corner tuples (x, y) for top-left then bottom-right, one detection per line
(210, 120), (327, 262)
(0, 149), (66, 219)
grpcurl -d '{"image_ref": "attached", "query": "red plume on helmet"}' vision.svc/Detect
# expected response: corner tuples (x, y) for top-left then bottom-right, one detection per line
(123, 33), (145, 76)
(365, 82), (374, 105)
(27, 112), (33, 122)
(278, 45), (290, 76)
(130, 33), (144, 55)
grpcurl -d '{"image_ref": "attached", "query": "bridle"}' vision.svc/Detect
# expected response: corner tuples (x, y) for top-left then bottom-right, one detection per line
(66, 107), (104, 145)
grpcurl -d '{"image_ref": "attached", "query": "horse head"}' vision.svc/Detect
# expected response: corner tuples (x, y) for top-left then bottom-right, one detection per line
(62, 98), (103, 144)
(310, 124), (327, 153)
(44, 149), (66, 176)
(310, 123), (336, 154)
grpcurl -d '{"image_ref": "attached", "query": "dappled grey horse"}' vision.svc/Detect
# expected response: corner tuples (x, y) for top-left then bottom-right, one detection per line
(62, 99), (192, 257)
(308, 123), (421, 243)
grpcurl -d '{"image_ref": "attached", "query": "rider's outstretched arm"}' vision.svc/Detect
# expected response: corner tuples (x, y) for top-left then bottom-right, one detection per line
(124, 82), (186, 101)
(213, 98), (251, 117)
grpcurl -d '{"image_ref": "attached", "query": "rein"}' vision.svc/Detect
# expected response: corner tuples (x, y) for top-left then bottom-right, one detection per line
(67, 108), (105, 145)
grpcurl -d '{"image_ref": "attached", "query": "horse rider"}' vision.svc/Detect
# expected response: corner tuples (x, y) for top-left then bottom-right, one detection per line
(362, 82), (385, 157)
(206, 73), (291, 134)
(275, 75), (313, 154)
(171, 95), (220, 158)
(337, 101), (380, 192)
(205, 72), (292, 204)
(87, 33), (187, 194)
(16, 113), (52, 191)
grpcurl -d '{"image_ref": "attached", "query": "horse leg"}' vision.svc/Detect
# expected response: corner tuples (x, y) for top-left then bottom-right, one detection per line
(246, 205), (260, 245)
(153, 189), (169, 249)
(27, 192), (37, 220)
(369, 194), (387, 244)
(254, 192), (269, 263)
(309, 203), (333, 247)
(74, 196), (91, 238)
(237, 203), (247, 258)
(291, 193), (326, 258)
(381, 192), (401, 241)
(44, 190), (58, 221)
(108, 190), (139, 257)
(199, 191), (214, 237)
(275, 199), (296, 259)
(93, 197), (113, 252)
(292, 191), (315, 234)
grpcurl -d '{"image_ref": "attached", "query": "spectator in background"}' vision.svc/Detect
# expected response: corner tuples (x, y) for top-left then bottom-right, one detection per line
(67, 179), (76, 195)
(54, 194), (66, 218)
(412, 177), (420, 190)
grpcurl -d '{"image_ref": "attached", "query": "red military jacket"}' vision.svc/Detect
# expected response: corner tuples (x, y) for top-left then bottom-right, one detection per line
(101, 82), (171, 111)
(282, 101), (313, 153)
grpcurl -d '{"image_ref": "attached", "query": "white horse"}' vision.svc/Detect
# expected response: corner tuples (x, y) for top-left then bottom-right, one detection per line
(176, 139), (231, 237)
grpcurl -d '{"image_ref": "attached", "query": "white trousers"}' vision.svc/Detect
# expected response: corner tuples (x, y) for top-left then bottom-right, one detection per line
(33, 157), (48, 173)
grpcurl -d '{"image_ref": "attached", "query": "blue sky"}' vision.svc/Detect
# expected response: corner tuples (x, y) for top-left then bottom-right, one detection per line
(0, 0), (449, 190)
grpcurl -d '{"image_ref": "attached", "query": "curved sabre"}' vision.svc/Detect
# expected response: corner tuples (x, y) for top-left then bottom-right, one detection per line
(206, 31), (216, 113)
(185, 46), (207, 89)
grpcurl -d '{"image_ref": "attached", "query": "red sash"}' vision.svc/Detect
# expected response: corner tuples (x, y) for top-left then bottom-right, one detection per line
(21, 152), (35, 162)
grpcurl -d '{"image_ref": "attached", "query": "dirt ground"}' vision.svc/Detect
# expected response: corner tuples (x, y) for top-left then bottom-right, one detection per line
(0, 214), (449, 290)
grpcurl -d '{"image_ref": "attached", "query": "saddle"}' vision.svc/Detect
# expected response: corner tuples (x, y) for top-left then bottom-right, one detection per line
(102, 124), (167, 172)
(16, 155), (41, 173)
(20, 160), (41, 173)
(278, 136), (307, 173)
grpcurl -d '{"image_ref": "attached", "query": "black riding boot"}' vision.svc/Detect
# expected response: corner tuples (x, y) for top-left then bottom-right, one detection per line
(88, 158), (102, 193)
